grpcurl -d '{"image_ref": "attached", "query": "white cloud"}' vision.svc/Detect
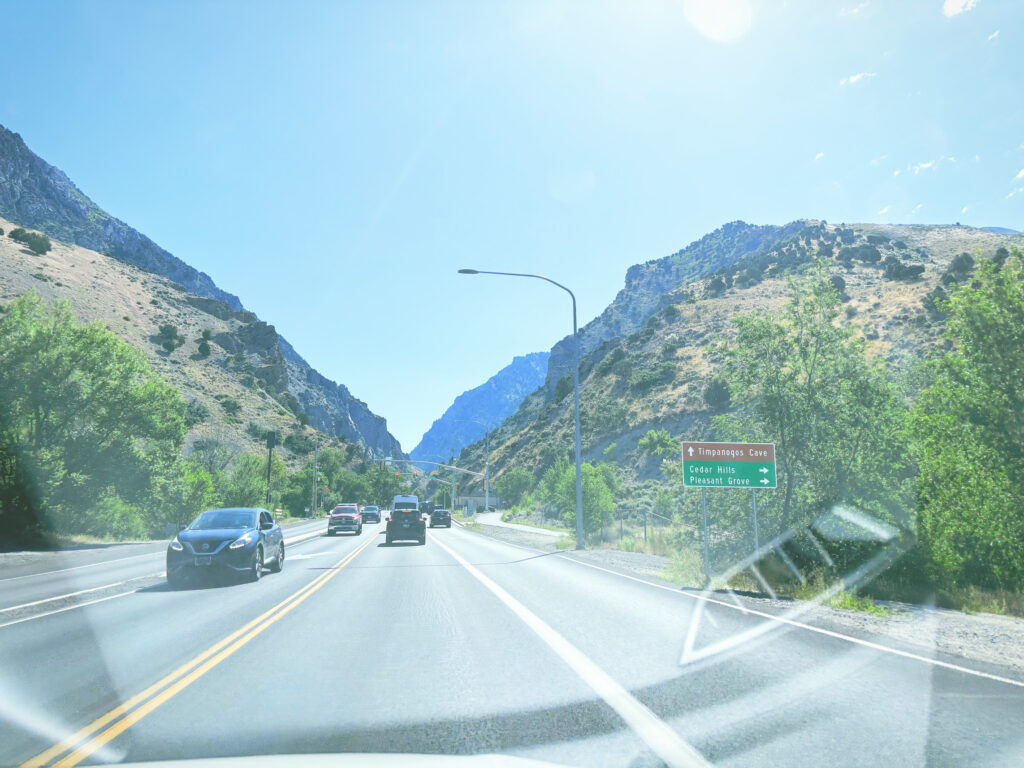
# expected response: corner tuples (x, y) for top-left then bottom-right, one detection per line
(841, 2), (870, 16)
(1016, 168), (1024, 179)
(870, 154), (887, 166)
(683, 0), (753, 43)
(840, 72), (877, 86)
(893, 169), (901, 177)
(943, 0), (979, 18)
(878, 205), (890, 215)
(1007, 188), (1024, 199)
(814, 151), (825, 161)
(911, 203), (924, 214)
(987, 30), (1000, 40)
(961, 206), (969, 213)
(912, 159), (936, 173)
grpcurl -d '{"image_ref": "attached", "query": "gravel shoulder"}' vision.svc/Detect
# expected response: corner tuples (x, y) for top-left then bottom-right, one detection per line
(464, 523), (1024, 680)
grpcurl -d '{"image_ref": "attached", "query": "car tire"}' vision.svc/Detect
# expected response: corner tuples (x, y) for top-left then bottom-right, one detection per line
(385, 536), (393, 545)
(167, 568), (184, 588)
(447, 523), (452, 528)
(419, 536), (426, 545)
(326, 530), (333, 537)
(357, 526), (362, 535)
(249, 547), (263, 582)
(269, 543), (284, 573)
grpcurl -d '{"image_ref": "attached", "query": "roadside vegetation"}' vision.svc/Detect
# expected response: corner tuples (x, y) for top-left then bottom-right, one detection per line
(0, 292), (409, 546)
(494, 247), (1024, 616)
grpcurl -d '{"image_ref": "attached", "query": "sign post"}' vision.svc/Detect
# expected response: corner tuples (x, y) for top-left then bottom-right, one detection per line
(683, 442), (777, 579)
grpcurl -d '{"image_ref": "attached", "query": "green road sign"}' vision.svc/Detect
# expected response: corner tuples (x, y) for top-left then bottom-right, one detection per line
(682, 441), (777, 489)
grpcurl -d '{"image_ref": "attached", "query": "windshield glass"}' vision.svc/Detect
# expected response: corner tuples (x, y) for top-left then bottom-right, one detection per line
(189, 510), (255, 530)
(2, 3), (1023, 767)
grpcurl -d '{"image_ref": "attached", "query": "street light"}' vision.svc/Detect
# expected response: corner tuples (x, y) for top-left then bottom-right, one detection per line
(457, 268), (585, 549)
(454, 418), (490, 513)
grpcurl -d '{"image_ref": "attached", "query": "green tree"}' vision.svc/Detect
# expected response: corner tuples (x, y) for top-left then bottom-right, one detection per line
(538, 457), (615, 537)
(907, 250), (1024, 590)
(714, 272), (905, 533)
(496, 468), (534, 507)
(638, 428), (680, 457)
(0, 292), (186, 539)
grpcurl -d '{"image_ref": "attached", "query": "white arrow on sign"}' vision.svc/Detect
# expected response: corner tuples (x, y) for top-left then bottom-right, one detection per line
(760, 479), (770, 485)
(759, 467), (769, 474)
(688, 446), (694, 456)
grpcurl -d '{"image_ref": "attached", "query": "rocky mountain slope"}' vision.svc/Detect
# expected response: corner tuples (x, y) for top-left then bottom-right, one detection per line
(0, 216), (406, 464)
(455, 220), (1024, 491)
(410, 352), (549, 466)
(0, 125), (402, 458)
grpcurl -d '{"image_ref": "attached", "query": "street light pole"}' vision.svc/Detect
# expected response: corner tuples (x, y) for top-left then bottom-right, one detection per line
(458, 268), (585, 549)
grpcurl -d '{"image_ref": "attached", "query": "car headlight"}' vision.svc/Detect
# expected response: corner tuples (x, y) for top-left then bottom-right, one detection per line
(169, 537), (183, 551)
(229, 531), (256, 549)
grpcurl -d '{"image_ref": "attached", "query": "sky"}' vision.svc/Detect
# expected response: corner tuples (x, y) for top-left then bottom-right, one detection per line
(1, 0), (1022, 450)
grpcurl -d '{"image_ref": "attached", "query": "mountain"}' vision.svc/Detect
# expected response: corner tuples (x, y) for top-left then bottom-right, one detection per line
(455, 220), (1024, 491)
(981, 226), (1021, 234)
(0, 125), (402, 458)
(542, 220), (807, 395)
(410, 352), (550, 467)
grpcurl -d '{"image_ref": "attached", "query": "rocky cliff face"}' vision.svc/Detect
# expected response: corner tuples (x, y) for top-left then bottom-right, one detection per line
(0, 125), (243, 309)
(410, 352), (549, 465)
(543, 220), (807, 394)
(0, 124), (404, 457)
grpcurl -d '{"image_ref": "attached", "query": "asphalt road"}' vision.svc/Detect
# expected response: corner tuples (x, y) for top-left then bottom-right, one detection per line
(2, 522), (1023, 767)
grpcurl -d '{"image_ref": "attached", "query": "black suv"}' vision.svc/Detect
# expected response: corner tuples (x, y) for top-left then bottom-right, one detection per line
(429, 508), (451, 528)
(362, 505), (381, 523)
(386, 495), (425, 545)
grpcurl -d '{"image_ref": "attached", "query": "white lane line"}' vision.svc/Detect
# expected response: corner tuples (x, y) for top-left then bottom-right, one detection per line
(452, 526), (1024, 691)
(561, 556), (1024, 691)
(0, 524), (324, 585)
(0, 589), (144, 629)
(432, 535), (709, 768)
(0, 551), (162, 582)
(0, 576), (162, 613)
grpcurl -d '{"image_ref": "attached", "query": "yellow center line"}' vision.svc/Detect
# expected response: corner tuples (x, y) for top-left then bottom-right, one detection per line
(21, 535), (376, 768)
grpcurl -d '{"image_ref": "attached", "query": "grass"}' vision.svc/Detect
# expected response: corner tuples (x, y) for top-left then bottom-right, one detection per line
(658, 549), (704, 587)
(793, 573), (891, 616)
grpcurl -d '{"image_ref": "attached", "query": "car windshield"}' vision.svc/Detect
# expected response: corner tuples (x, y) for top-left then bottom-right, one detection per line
(4, 3), (1024, 767)
(189, 510), (255, 530)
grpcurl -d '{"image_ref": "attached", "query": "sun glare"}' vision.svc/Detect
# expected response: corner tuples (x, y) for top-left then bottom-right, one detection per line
(683, 0), (753, 43)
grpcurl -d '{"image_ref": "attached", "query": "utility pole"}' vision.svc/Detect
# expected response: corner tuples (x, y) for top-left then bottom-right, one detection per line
(310, 442), (320, 518)
(265, 432), (276, 507)
(484, 430), (490, 512)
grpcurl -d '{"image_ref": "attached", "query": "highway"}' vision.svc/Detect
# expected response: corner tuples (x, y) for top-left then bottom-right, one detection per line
(2, 522), (1023, 767)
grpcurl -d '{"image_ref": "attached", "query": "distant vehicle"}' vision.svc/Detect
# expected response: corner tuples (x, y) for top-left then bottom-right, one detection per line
(327, 504), (363, 536)
(362, 505), (381, 523)
(167, 507), (283, 585)
(387, 495), (425, 545)
(429, 508), (451, 528)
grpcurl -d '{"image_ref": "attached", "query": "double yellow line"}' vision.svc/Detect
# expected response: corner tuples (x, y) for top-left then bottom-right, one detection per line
(21, 535), (377, 768)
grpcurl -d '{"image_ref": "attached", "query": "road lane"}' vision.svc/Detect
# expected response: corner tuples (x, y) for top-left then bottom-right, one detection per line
(0, 523), (372, 766)
(4, 523), (1024, 767)
(0, 519), (326, 615)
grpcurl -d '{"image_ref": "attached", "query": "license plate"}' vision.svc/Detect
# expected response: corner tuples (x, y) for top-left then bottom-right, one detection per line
(194, 556), (213, 566)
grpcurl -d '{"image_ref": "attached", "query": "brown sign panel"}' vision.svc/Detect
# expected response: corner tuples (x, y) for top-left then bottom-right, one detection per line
(682, 442), (775, 463)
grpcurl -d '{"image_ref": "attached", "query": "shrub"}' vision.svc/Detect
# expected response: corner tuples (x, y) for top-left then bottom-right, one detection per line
(284, 432), (314, 455)
(185, 400), (210, 426)
(201, 329), (213, 341)
(554, 376), (572, 401)
(9, 228), (52, 255)
(703, 377), (730, 410)
(220, 398), (241, 416)
(197, 340), (211, 357)
(161, 340), (176, 353)
(663, 305), (680, 320)
(628, 363), (676, 393)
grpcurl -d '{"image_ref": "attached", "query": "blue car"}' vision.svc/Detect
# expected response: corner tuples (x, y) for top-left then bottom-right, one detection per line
(167, 507), (284, 585)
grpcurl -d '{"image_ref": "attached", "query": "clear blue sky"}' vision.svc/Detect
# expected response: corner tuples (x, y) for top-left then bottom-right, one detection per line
(1, 0), (1021, 450)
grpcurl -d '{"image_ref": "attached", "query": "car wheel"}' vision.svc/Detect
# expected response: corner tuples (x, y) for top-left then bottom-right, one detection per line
(357, 526), (362, 535)
(419, 536), (426, 545)
(167, 568), (183, 588)
(385, 536), (392, 545)
(269, 543), (284, 573)
(249, 547), (263, 582)
(447, 523), (452, 528)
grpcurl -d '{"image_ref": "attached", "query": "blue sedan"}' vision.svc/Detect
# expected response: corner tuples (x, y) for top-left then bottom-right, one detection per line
(167, 507), (284, 586)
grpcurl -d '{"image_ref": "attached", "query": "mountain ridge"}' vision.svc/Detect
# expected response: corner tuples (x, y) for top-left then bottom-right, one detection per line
(0, 125), (403, 457)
